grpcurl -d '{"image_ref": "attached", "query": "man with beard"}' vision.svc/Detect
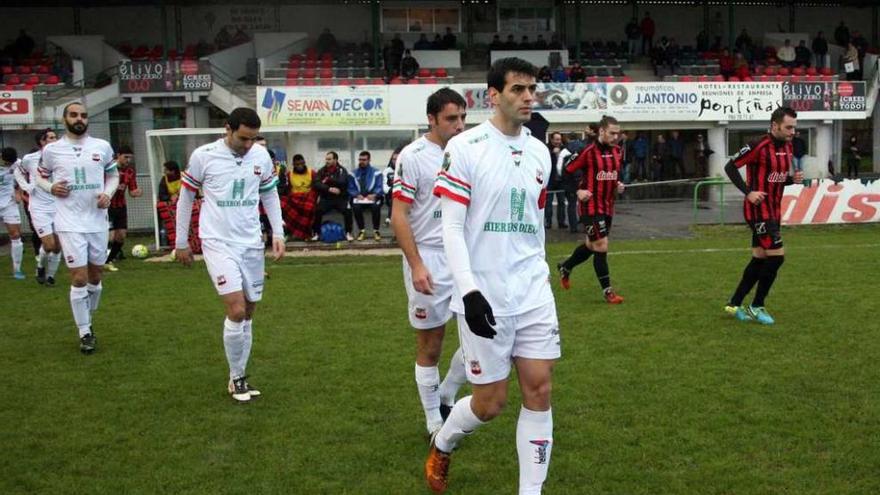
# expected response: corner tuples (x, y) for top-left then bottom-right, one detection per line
(37, 102), (119, 354)
(13, 128), (62, 285)
(310, 151), (353, 242)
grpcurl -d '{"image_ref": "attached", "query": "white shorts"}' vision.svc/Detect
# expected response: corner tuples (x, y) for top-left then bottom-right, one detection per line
(201, 238), (265, 302)
(30, 209), (55, 237)
(403, 247), (454, 330)
(57, 231), (109, 268)
(1, 202), (21, 224)
(457, 301), (561, 385)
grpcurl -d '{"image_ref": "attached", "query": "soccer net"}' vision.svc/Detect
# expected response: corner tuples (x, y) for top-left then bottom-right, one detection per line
(145, 125), (420, 249)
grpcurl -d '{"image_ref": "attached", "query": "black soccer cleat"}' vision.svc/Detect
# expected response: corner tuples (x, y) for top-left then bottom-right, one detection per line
(228, 377), (251, 403)
(244, 377), (261, 398)
(46, 276), (55, 287)
(36, 267), (46, 285)
(79, 333), (97, 354)
(439, 403), (452, 423)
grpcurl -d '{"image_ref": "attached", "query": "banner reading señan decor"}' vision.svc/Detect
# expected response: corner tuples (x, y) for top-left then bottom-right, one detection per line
(781, 80), (866, 119)
(782, 179), (880, 225)
(257, 85), (390, 126)
(0, 90), (33, 124)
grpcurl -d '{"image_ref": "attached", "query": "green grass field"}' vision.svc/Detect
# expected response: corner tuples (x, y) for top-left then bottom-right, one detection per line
(2, 224), (878, 494)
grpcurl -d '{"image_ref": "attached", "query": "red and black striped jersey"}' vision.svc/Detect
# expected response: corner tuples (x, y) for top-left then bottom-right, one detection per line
(732, 135), (792, 222)
(110, 165), (139, 208)
(565, 141), (622, 216)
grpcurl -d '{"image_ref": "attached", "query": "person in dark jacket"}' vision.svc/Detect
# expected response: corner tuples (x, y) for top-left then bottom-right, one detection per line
(348, 150), (384, 241)
(792, 131), (807, 172)
(812, 31), (829, 69)
(545, 132), (568, 230)
(311, 151), (353, 241)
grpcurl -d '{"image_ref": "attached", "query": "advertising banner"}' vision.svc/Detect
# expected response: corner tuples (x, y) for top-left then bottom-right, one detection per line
(118, 60), (213, 94)
(782, 179), (880, 225)
(608, 82), (781, 121)
(781, 80), (866, 119)
(258, 85), (390, 126)
(0, 90), (33, 124)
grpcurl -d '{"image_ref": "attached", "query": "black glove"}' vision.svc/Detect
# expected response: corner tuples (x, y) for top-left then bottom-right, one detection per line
(463, 291), (497, 339)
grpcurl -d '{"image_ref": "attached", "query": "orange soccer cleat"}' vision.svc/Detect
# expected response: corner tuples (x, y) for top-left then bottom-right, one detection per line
(425, 437), (451, 493)
(604, 288), (624, 304)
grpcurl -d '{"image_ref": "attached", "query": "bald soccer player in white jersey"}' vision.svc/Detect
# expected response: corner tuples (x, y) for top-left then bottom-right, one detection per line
(424, 58), (560, 495)
(1, 147), (25, 279)
(391, 88), (469, 438)
(14, 128), (62, 286)
(175, 107), (285, 404)
(36, 102), (118, 354)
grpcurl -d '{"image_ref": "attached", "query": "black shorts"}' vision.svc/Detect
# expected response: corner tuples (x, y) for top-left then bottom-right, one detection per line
(108, 206), (128, 230)
(749, 220), (783, 250)
(580, 214), (612, 242)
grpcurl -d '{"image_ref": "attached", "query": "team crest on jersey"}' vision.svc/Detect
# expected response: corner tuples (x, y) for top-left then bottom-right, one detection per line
(253, 165), (262, 176)
(509, 146), (522, 167)
(216, 275), (227, 286)
(536, 168), (544, 185)
(91, 153), (101, 162)
(469, 360), (482, 375)
(441, 152), (451, 171)
(414, 307), (427, 320)
(66, 255), (74, 263)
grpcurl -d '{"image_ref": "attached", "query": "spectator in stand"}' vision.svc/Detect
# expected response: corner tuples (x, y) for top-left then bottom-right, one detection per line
(431, 34), (444, 50)
(694, 134), (709, 178)
(558, 131), (586, 233)
(812, 31), (829, 69)
(284, 154), (318, 241)
(641, 12), (656, 55)
(401, 50), (420, 80)
(792, 131), (806, 172)
(551, 64), (567, 82)
(391, 33), (405, 54)
(538, 65), (553, 82)
(545, 132), (567, 230)
(844, 42), (861, 80)
(734, 52), (750, 80)
(666, 38), (681, 67)
(195, 39), (212, 57)
(15, 30), (34, 58)
(311, 151), (353, 242)
(834, 21), (850, 48)
(777, 39), (796, 68)
(534, 34), (548, 50)
(626, 18), (641, 56)
(846, 135), (861, 178)
(851, 31), (868, 61)
(348, 151), (384, 241)
(619, 131), (632, 183)
(214, 26), (232, 50)
(520, 36), (532, 49)
(414, 34), (432, 50)
(652, 133), (668, 181)
(489, 34), (503, 50)
(569, 61), (587, 82)
(696, 29), (710, 53)
(503, 35), (517, 49)
(667, 130), (685, 179)
(735, 29), (753, 54)
(231, 27), (250, 46)
(710, 12), (724, 44)
(52, 46), (73, 83)
(631, 132), (649, 182)
(795, 40), (811, 68)
(317, 28), (338, 54)
(442, 27), (457, 49)
(719, 48), (735, 79)
(549, 34), (564, 49)
(410, 20), (423, 32)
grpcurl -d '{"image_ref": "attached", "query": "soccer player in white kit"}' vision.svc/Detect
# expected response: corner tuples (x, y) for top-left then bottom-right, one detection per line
(391, 88), (469, 438)
(36, 102), (119, 354)
(14, 128), (62, 286)
(1, 147), (25, 279)
(175, 108), (285, 404)
(425, 58), (560, 494)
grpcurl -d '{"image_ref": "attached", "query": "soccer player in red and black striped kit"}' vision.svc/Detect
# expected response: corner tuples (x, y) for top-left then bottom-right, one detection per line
(105, 145), (142, 270)
(557, 116), (626, 304)
(723, 107), (803, 325)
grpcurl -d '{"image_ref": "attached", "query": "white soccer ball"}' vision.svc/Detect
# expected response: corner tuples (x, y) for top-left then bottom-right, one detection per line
(131, 244), (149, 259)
(169, 249), (177, 261)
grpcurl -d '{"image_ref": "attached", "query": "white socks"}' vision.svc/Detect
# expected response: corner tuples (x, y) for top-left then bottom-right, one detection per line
(438, 347), (467, 407)
(69, 286), (91, 337)
(47, 252), (61, 278)
(223, 318), (245, 379)
(415, 364), (443, 434)
(37, 246), (47, 269)
(516, 407), (553, 495)
(434, 395), (485, 453)
(86, 282), (102, 312)
(11, 238), (23, 272)
(240, 319), (253, 377)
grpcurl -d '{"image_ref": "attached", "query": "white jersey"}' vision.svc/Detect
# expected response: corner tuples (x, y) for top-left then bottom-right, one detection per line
(20, 151), (56, 214)
(182, 138), (277, 248)
(39, 136), (115, 233)
(392, 135), (445, 249)
(433, 120), (554, 317)
(0, 161), (17, 209)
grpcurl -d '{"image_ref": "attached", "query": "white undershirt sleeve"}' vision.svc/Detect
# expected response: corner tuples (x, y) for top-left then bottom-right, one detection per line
(175, 187), (196, 249)
(13, 162), (33, 193)
(259, 188), (285, 239)
(102, 168), (119, 197)
(440, 196), (478, 296)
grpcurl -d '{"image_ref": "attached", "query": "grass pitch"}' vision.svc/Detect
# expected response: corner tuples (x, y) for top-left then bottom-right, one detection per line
(1, 224), (878, 494)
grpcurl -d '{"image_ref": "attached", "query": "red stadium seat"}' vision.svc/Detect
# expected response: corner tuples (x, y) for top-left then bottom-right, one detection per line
(728, 76), (740, 82)
(390, 77), (403, 84)
(36, 65), (50, 74)
(698, 75), (710, 82)
(25, 75), (39, 85)
(759, 75), (770, 82)
(353, 78), (368, 86)
(18, 65), (32, 74)
(319, 69), (333, 79)
(764, 66), (778, 76)
(302, 79), (317, 86)
(806, 74), (820, 81)
(774, 75), (786, 82)
(285, 78), (298, 85)
(304, 60), (317, 69)
(587, 76), (599, 83)
(23, 83), (35, 90)
(433, 68), (448, 78)
(5, 75), (21, 85)
(820, 74), (833, 81)
(680, 75), (693, 82)
(819, 67), (833, 76)
(713, 74), (725, 82)
(303, 68), (316, 79)
(791, 67), (805, 76)
(777, 67), (790, 76)
(45, 75), (60, 84)
(418, 68), (431, 78)
(421, 77), (438, 84)
(805, 67), (818, 76)
(621, 76), (632, 82)
(790, 75), (803, 82)
(371, 78), (385, 85)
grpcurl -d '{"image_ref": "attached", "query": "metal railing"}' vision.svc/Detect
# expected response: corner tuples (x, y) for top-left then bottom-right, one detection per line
(692, 178), (729, 225)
